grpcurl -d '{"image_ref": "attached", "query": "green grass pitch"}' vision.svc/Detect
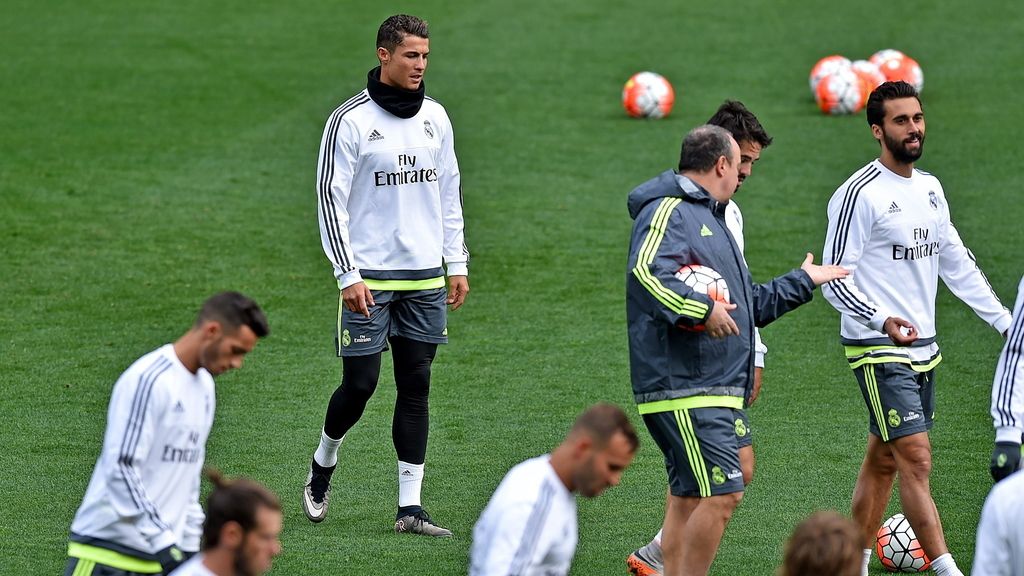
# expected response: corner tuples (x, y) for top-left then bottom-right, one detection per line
(2, 0), (1022, 574)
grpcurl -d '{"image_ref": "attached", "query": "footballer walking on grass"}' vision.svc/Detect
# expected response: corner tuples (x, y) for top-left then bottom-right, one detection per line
(625, 125), (846, 576)
(64, 292), (269, 576)
(305, 14), (469, 537)
(821, 81), (1011, 576)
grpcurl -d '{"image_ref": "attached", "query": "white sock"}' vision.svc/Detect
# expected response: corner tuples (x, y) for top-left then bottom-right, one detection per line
(313, 429), (343, 468)
(653, 529), (663, 547)
(930, 553), (964, 576)
(862, 548), (872, 576)
(398, 461), (424, 508)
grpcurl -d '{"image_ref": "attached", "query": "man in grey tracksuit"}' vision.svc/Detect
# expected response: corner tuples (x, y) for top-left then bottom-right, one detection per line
(625, 124), (848, 576)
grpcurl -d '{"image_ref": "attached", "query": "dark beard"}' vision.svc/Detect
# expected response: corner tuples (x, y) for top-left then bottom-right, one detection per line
(884, 130), (924, 164)
(234, 548), (256, 576)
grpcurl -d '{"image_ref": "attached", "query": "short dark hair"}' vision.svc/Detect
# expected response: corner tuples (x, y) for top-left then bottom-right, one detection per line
(678, 125), (735, 173)
(707, 100), (773, 149)
(865, 81), (921, 127)
(202, 469), (281, 549)
(570, 403), (640, 453)
(779, 511), (862, 576)
(377, 14), (429, 53)
(196, 292), (269, 338)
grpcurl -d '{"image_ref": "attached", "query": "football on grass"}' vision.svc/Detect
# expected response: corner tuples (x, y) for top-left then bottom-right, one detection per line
(876, 513), (930, 572)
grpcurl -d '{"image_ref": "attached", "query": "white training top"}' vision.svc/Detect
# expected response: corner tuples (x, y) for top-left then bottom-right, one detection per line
(470, 455), (578, 576)
(822, 160), (1010, 349)
(972, 470), (1024, 576)
(70, 344), (214, 554)
(726, 200), (767, 368)
(992, 275), (1024, 443)
(316, 91), (469, 289)
(168, 554), (217, 576)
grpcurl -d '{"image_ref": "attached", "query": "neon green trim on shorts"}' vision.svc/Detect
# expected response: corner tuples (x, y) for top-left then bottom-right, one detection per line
(675, 409), (711, 497)
(67, 543), (162, 574)
(637, 395), (743, 415)
(360, 277), (445, 291)
(863, 365), (889, 442)
(844, 345), (942, 372)
(72, 558), (94, 576)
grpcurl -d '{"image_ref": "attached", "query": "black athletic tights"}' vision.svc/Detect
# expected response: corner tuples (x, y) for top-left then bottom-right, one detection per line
(323, 336), (437, 465)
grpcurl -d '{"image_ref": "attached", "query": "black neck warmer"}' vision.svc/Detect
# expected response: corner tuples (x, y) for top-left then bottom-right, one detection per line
(366, 66), (425, 119)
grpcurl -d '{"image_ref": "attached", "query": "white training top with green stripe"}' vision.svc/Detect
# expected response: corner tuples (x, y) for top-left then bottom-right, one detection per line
(822, 159), (1010, 346)
(316, 91), (469, 290)
(70, 344), (212, 555)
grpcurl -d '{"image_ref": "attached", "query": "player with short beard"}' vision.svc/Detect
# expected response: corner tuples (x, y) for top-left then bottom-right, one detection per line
(821, 81), (1011, 576)
(169, 471), (282, 576)
(470, 404), (639, 576)
(64, 292), (269, 576)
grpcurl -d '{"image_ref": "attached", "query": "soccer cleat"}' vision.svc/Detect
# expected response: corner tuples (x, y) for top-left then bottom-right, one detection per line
(394, 509), (453, 537)
(626, 547), (663, 576)
(302, 461), (334, 523)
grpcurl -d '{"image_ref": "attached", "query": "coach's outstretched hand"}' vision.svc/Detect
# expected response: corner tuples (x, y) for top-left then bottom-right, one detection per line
(990, 441), (1023, 482)
(799, 253), (849, 286)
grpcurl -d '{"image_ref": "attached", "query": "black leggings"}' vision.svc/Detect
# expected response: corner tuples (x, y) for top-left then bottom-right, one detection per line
(323, 336), (437, 464)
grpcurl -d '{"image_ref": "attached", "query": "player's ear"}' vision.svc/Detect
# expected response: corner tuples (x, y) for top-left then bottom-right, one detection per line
(378, 46), (390, 65)
(573, 435), (594, 459)
(202, 320), (222, 340)
(715, 155), (727, 176)
(222, 520), (244, 548)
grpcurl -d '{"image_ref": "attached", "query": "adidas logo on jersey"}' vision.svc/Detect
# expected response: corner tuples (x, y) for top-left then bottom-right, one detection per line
(173, 400), (185, 413)
(367, 129), (384, 142)
(888, 201), (901, 214)
(700, 224), (714, 237)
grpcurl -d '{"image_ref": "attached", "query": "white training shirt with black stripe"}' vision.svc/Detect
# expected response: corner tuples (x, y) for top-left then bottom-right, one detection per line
(70, 344), (213, 555)
(992, 275), (1024, 443)
(822, 159), (1010, 349)
(470, 455), (577, 576)
(316, 90), (469, 290)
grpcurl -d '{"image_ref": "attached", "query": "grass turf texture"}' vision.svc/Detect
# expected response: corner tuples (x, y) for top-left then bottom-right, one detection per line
(2, 0), (1022, 574)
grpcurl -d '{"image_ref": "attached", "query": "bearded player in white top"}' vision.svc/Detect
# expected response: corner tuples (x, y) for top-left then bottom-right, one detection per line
(304, 14), (469, 537)
(822, 81), (1011, 576)
(65, 292), (269, 576)
(472, 404), (638, 576)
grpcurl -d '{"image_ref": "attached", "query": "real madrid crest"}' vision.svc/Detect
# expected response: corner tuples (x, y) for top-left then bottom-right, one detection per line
(423, 119), (434, 139)
(928, 191), (938, 210)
